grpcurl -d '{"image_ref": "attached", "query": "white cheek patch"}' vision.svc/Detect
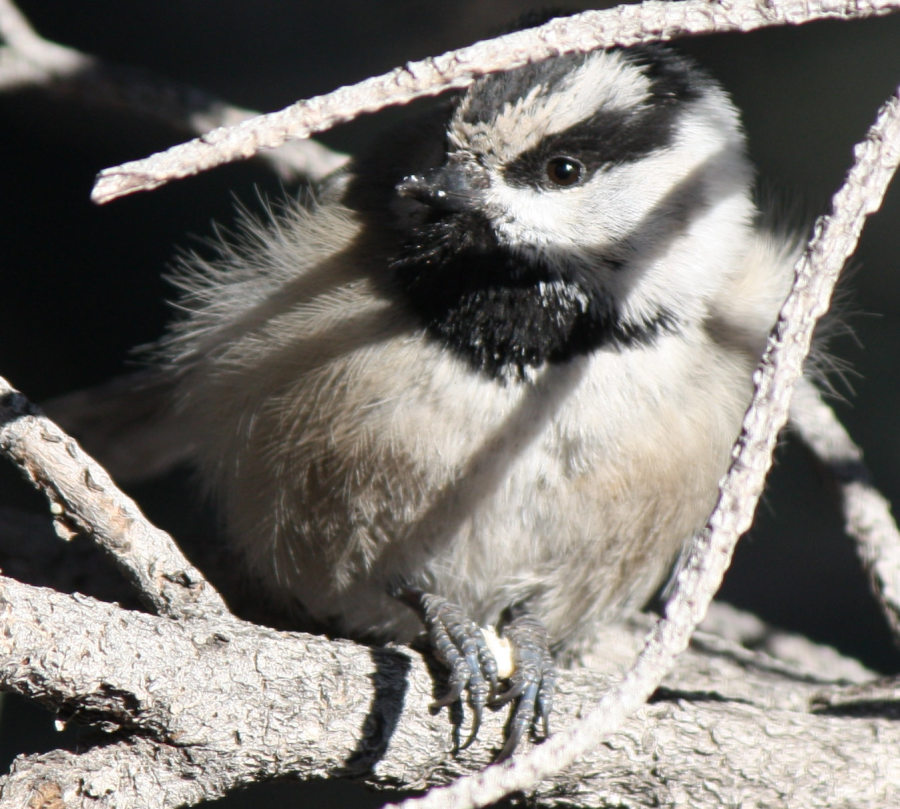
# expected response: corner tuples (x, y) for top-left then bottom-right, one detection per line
(486, 178), (632, 254)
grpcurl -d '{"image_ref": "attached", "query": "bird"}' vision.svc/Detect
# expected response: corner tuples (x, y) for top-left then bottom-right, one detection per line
(65, 42), (801, 758)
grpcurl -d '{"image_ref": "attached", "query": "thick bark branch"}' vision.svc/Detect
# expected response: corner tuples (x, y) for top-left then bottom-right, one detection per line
(1, 576), (897, 809)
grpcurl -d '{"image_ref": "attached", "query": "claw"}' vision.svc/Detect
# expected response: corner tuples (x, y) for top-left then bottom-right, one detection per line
(459, 703), (481, 750)
(391, 585), (556, 758)
(536, 670), (555, 739)
(429, 656), (468, 709)
(392, 584), (496, 748)
(496, 679), (540, 761)
(490, 677), (527, 708)
(494, 605), (556, 759)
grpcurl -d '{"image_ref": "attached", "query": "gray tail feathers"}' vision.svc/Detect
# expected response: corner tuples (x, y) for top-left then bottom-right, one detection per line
(42, 371), (193, 484)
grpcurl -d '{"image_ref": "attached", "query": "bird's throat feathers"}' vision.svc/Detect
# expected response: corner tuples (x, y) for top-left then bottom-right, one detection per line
(390, 214), (678, 381)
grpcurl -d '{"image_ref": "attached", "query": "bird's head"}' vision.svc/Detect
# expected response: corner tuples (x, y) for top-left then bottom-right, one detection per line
(381, 47), (757, 377)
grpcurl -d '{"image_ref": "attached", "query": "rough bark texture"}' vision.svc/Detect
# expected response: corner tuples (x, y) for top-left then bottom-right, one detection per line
(0, 380), (225, 620)
(0, 574), (896, 809)
(2, 2), (900, 807)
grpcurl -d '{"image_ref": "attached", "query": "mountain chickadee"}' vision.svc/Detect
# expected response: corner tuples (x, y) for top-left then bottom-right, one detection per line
(151, 44), (797, 757)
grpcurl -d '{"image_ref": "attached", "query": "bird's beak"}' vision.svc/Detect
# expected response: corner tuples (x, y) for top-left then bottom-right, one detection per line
(396, 160), (484, 213)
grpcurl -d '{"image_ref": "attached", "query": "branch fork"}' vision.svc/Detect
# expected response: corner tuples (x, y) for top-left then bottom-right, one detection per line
(2, 1), (900, 807)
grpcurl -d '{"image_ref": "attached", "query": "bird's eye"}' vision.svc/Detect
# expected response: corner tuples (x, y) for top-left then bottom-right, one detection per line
(545, 157), (584, 188)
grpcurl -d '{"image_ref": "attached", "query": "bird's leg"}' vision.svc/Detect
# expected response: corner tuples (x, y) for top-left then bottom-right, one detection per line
(391, 583), (499, 748)
(392, 585), (555, 758)
(491, 603), (556, 760)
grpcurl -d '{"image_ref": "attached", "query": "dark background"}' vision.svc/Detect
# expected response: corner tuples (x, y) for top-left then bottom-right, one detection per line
(1, 2), (899, 806)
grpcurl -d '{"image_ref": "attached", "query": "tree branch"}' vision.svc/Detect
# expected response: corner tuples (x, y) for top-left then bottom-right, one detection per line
(90, 0), (900, 204)
(0, 0), (348, 184)
(790, 378), (900, 637)
(2, 574), (898, 809)
(0, 376), (226, 619)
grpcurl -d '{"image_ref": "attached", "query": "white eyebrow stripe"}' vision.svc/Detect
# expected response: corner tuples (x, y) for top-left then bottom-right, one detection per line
(449, 51), (651, 161)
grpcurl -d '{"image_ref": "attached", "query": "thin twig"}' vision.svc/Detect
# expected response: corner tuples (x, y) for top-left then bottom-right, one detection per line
(0, 376), (228, 619)
(2, 1), (898, 806)
(791, 377), (900, 637)
(90, 0), (900, 204)
(383, 85), (900, 809)
(0, 0), (348, 183)
(0, 0), (58, 56)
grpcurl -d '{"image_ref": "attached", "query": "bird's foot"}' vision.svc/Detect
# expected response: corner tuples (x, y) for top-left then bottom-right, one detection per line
(392, 583), (498, 748)
(392, 584), (555, 758)
(491, 603), (556, 760)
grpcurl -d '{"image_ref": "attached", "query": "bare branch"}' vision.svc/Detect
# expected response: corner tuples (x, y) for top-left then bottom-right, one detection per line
(384, 83), (900, 809)
(90, 0), (900, 204)
(0, 741), (217, 809)
(791, 377), (900, 637)
(0, 376), (227, 619)
(2, 576), (898, 809)
(2, 2), (899, 806)
(0, 0), (348, 183)
(0, 0), (67, 60)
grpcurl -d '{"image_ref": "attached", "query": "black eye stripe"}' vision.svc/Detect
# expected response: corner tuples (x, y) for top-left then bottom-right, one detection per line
(498, 47), (708, 190)
(504, 100), (685, 189)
